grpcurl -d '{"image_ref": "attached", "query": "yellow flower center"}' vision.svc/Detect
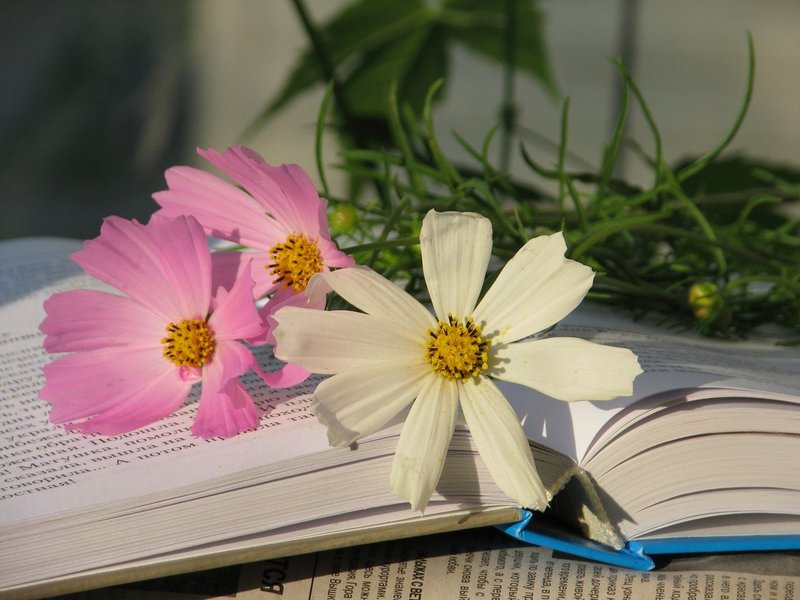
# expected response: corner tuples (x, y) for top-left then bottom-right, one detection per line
(425, 315), (490, 381)
(161, 319), (216, 368)
(268, 233), (323, 292)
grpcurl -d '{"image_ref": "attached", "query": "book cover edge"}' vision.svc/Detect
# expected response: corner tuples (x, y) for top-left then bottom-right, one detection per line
(498, 510), (800, 571)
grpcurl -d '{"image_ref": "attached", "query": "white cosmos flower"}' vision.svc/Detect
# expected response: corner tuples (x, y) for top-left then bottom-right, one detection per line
(272, 210), (642, 511)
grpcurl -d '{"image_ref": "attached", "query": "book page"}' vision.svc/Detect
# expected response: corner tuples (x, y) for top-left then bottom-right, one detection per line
(235, 529), (800, 600)
(501, 304), (800, 463)
(0, 238), (332, 525)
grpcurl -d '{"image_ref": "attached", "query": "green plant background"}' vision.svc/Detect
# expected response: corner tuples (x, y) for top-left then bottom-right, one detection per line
(251, 0), (799, 340)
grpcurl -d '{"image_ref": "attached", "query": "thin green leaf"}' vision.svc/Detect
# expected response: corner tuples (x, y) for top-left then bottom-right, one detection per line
(677, 34), (755, 183)
(421, 80), (461, 188)
(596, 71), (629, 205)
(315, 82), (335, 197)
(616, 60), (664, 186)
(387, 80), (426, 196)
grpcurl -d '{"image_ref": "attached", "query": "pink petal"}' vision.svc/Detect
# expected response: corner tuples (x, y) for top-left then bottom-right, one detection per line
(192, 341), (260, 438)
(72, 215), (211, 322)
(211, 250), (251, 292)
(41, 289), (164, 353)
(199, 147), (325, 237)
(203, 339), (258, 391)
(154, 165), (286, 249)
(209, 267), (265, 344)
(148, 214), (213, 317)
(192, 378), (259, 439)
(210, 249), (281, 300)
(215, 250), (293, 301)
(318, 236), (355, 270)
(264, 163), (327, 236)
(258, 362), (311, 388)
(41, 346), (191, 435)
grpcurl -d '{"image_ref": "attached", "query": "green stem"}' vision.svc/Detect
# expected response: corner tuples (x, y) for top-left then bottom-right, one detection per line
(314, 82), (334, 198)
(665, 170), (728, 274)
(422, 80), (461, 187)
(368, 198), (411, 266)
(596, 71), (629, 205)
(289, 0), (353, 127)
(499, 0), (518, 172)
(388, 80), (426, 198)
(571, 221), (781, 271)
(595, 274), (677, 301)
(555, 98), (587, 229)
(569, 213), (665, 259)
(342, 236), (420, 255)
(617, 59), (664, 186)
(677, 34), (755, 183)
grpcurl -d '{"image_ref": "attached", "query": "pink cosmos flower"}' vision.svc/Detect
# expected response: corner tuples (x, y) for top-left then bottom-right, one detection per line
(40, 214), (268, 439)
(152, 145), (354, 330)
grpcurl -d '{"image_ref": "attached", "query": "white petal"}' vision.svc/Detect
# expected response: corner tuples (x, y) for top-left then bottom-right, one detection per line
(459, 376), (549, 509)
(311, 267), (435, 331)
(272, 307), (425, 373)
(421, 210), (493, 320)
(390, 375), (459, 512)
(312, 362), (430, 446)
(492, 337), (642, 401)
(472, 231), (594, 343)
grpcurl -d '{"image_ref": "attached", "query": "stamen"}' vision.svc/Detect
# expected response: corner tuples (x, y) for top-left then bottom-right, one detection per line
(425, 315), (490, 381)
(161, 319), (216, 367)
(268, 233), (323, 292)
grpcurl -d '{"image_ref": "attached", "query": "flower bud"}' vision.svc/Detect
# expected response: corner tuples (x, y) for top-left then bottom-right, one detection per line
(688, 282), (720, 320)
(688, 282), (731, 329)
(329, 203), (358, 234)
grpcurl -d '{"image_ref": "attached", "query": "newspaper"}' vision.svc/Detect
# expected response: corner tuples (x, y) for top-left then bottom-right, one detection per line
(236, 530), (799, 600)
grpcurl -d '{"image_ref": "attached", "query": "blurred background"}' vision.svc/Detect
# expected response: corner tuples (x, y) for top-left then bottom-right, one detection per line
(2, 0), (798, 241)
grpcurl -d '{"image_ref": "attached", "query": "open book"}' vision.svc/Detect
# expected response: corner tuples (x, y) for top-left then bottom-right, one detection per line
(1, 237), (798, 599)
